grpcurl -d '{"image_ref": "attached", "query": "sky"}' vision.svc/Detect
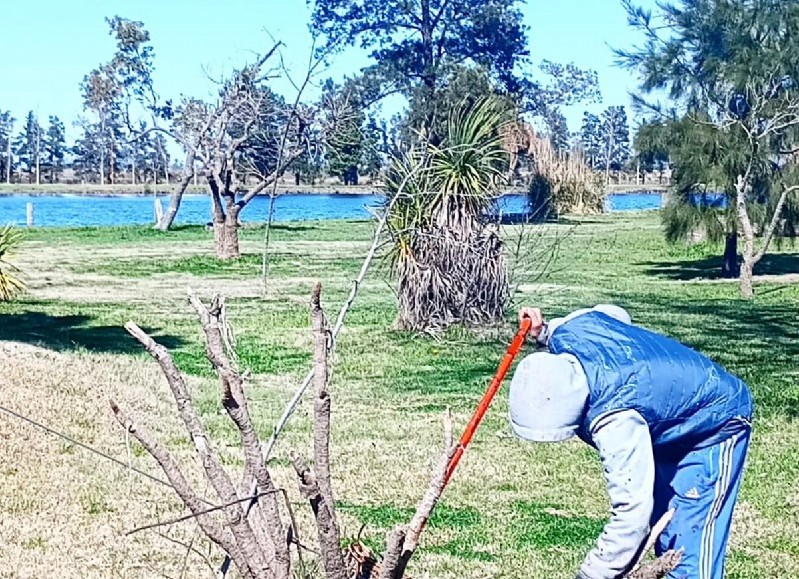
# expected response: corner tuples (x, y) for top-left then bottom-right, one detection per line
(0, 0), (656, 142)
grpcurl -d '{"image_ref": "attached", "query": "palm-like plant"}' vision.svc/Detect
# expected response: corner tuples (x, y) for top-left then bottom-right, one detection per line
(0, 225), (25, 301)
(384, 97), (511, 332)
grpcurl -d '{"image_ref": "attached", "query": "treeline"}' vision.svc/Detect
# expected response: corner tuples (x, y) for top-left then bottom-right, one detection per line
(0, 4), (653, 189)
(0, 109), (171, 185)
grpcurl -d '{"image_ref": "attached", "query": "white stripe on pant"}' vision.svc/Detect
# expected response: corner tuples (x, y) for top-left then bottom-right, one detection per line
(699, 435), (736, 579)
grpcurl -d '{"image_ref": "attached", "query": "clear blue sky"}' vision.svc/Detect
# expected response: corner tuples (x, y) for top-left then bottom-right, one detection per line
(0, 0), (655, 141)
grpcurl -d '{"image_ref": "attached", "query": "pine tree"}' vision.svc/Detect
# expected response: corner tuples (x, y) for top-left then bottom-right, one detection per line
(545, 109), (571, 155)
(44, 116), (66, 183)
(580, 112), (602, 169)
(599, 105), (630, 182)
(14, 111), (43, 184)
(619, 0), (799, 297)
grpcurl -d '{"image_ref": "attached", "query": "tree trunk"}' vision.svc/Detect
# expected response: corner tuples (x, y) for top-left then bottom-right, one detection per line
(5, 137), (10, 184)
(99, 144), (106, 185)
(740, 258), (755, 299)
(735, 174), (757, 299)
(214, 210), (241, 260)
(721, 233), (740, 279)
(155, 150), (196, 231)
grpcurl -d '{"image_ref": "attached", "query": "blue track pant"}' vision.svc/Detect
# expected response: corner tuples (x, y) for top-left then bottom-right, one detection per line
(652, 429), (750, 579)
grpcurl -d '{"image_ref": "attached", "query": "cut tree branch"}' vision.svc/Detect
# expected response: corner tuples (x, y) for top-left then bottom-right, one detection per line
(124, 321), (275, 579)
(292, 453), (348, 579)
(187, 290), (288, 571)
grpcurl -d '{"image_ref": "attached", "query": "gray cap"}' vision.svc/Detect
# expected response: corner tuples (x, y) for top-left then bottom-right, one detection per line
(508, 352), (589, 443)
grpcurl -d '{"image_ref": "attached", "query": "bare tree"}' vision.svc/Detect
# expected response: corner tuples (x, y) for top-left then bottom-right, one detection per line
(169, 45), (332, 259)
(111, 285), (455, 579)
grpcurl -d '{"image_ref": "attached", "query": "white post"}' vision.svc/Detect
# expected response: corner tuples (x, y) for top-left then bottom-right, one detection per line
(26, 202), (34, 227)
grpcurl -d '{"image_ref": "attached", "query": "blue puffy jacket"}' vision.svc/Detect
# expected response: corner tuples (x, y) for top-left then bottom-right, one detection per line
(548, 311), (753, 454)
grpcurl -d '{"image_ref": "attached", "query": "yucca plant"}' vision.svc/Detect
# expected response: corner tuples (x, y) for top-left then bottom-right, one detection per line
(384, 97), (511, 332)
(0, 225), (26, 301)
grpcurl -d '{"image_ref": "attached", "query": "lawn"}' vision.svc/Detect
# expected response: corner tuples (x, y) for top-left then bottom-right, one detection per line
(0, 213), (797, 578)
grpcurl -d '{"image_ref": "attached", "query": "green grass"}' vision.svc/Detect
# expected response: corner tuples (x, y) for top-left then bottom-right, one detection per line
(2, 212), (798, 578)
(21, 220), (374, 245)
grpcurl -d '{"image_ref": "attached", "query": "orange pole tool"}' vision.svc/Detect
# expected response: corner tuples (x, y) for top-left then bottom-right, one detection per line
(443, 316), (533, 486)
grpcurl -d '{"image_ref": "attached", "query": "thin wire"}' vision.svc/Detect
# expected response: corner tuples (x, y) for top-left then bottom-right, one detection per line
(126, 490), (281, 536)
(0, 403), (216, 506)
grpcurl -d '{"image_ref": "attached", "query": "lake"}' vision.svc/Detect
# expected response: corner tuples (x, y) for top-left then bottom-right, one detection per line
(0, 191), (664, 228)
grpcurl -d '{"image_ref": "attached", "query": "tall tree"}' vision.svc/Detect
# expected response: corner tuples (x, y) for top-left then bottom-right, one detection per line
(44, 116), (66, 183)
(599, 105), (630, 182)
(323, 80), (365, 185)
(312, 1), (598, 143)
(360, 115), (386, 180)
(544, 108), (571, 155)
(14, 111), (43, 184)
(72, 118), (104, 183)
(80, 67), (120, 184)
(634, 120), (670, 184)
(0, 112), (13, 184)
(580, 112), (602, 169)
(619, 0), (799, 297)
(311, 0), (529, 138)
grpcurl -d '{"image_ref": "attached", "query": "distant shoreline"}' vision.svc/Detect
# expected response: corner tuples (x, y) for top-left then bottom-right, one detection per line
(0, 182), (669, 197)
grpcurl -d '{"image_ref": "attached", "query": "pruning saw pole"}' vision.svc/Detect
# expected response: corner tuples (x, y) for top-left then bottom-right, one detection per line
(444, 316), (532, 486)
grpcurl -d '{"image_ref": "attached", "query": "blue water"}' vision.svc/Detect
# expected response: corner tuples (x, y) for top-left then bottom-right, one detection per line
(0, 191), (665, 228)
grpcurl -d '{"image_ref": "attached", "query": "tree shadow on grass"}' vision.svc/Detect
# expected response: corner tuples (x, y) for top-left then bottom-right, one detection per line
(0, 310), (184, 355)
(641, 253), (799, 281)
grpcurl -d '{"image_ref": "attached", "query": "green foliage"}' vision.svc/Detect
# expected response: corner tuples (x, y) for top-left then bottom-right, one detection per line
(543, 108), (571, 155)
(44, 116), (66, 183)
(580, 112), (602, 169)
(322, 78), (387, 184)
(399, 65), (513, 146)
(13, 111), (43, 182)
(384, 96), (511, 331)
(0, 111), (13, 181)
(0, 225), (25, 301)
(633, 119), (670, 180)
(619, 0), (799, 288)
(599, 105), (630, 175)
(310, 0), (529, 97)
(310, 0), (598, 142)
(385, 97), (509, 258)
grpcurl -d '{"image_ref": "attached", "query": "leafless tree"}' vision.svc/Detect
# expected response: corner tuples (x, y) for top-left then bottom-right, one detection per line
(111, 285), (455, 579)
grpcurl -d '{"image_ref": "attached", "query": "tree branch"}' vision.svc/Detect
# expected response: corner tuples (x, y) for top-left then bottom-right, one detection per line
(124, 321), (274, 578)
(109, 401), (253, 579)
(291, 453), (348, 579)
(310, 283), (337, 518)
(754, 184), (799, 262)
(187, 290), (289, 572)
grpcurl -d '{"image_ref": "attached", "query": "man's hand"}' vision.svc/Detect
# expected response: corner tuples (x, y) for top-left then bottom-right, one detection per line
(518, 307), (545, 339)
